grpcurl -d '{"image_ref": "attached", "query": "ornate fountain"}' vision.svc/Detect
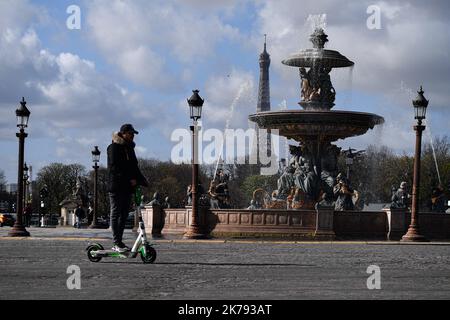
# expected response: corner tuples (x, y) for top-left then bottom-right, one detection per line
(249, 28), (384, 209)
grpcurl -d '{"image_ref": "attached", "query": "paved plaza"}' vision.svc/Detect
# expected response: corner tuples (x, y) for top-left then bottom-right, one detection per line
(0, 227), (449, 300)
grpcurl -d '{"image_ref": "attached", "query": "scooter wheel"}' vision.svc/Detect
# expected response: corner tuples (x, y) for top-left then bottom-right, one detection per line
(87, 244), (103, 263)
(140, 245), (157, 264)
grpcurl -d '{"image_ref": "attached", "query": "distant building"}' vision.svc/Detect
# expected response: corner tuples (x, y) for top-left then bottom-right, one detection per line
(0, 201), (9, 212)
(6, 184), (18, 194)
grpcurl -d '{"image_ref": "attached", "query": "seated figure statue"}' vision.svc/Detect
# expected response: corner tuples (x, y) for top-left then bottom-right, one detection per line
(208, 173), (230, 209)
(148, 192), (162, 206)
(430, 186), (447, 213)
(295, 161), (320, 201)
(334, 174), (355, 211)
(317, 67), (336, 105)
(163, 196), (171, 209)
(277, 166), (295, 200)
(247, 200), (258, 210)
(390, 182), (411, 209)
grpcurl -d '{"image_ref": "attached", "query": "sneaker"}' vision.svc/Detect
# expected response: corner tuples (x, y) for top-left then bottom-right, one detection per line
(118, 242), (131, 251)
(112, 244), (128, 253)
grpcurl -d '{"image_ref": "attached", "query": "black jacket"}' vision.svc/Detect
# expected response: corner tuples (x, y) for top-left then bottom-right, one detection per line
(75, 207), (85, 218)
(107, 132), (149, 193)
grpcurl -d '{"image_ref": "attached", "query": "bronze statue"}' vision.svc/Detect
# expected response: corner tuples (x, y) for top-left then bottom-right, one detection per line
(430, 186), (447, 213)
(276, 166), (295, 200)
(333, 174), (356, 211)
(299, 65), (336, 106)
(73, 176), (89, 207)
(300, 67), (314, 102)
(390, 182), (411, 209)
(208, 170), (231, 209)
(149, 192), (162, 206)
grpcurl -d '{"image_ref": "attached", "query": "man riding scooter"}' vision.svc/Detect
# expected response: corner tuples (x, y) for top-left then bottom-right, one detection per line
(107, 124), (148, 253)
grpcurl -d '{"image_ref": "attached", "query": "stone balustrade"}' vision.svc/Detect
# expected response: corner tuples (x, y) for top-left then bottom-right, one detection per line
(142, 205), (450, 241)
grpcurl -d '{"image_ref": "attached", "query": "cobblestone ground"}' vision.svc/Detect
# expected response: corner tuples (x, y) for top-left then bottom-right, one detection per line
(0, 227), (450, 300)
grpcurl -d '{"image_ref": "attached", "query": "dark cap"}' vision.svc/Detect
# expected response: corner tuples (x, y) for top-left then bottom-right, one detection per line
(120, 124), (139, 134)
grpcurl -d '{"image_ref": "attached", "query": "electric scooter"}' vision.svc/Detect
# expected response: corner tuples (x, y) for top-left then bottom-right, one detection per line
(86, 188), (157, 264)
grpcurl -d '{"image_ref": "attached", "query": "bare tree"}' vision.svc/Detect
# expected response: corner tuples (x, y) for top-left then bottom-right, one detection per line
(36, 163), (87, 216)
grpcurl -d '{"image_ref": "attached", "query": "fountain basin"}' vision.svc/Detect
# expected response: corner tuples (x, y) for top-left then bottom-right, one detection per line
(282, 49), (354, 68)
(249, 110), (384, 142)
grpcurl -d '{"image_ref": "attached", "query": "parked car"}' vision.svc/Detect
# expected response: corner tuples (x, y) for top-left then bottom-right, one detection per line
(38, 215), (60, 227)
(96, 217), (110, 229)
(30, 215), (40, 227)
(0, 214), (15, 227)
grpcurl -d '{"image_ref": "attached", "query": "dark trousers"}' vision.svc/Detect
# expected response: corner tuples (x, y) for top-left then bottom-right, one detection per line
(109, 192), (132, 245)
(24, 216), (31, 227)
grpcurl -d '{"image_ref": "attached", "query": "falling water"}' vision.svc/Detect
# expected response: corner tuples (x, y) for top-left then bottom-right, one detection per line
(424, 119), (442, 186)
(345, 65), (354, 107)
(278, 99), (288, 110)
(225, 80), (252, 131)
(279, 100), (290, 165)
(214, 80), (253, 178)
(399, 81), (415, 97)
(303, 14), (327, 52)
(306, 14), (327, 32)
(278, 99), (289, 166)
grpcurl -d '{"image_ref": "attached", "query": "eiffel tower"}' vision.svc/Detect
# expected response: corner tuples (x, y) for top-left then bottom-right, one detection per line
(254, 34), (272, 164)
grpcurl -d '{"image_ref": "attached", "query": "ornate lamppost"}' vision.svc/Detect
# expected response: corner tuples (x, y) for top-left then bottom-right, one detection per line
(9, 98), (31, 237)
(89, 146), (101, 229)
(39, 185), (49, 228)
(345, 149), (354, 180)
(23, 163), (29, 212)
(23, 163), (31, 227)
(279, 158), (287, 175)
(401, 87), (429, 242)
(184, 90), (207, 239)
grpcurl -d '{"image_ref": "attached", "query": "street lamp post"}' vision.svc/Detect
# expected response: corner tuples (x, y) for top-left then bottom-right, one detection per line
(401, 86), (429, 242)
(39, 186), (48, 228)
(9, 98), (31, 237)
(22, 163), (29, 211)
(279, 158), (287, 175)
(89, 146), (101, 229)
(345, 149), (354, 180)
(184, 90), (207, 239)
(23, 163), (29, 226)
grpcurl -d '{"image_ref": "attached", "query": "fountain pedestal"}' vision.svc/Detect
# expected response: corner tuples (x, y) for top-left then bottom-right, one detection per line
(314, 205), (335, 240)
(144, 203), (165, 238)
(385, 207), (408, 241)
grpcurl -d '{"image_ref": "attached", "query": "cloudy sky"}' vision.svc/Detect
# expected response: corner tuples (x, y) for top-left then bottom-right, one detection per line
(1, 0), (449, 183)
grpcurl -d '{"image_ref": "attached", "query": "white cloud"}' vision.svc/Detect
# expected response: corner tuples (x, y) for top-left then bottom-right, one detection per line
(0, 0), (47, 32)
(85, 0), (242, 88)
